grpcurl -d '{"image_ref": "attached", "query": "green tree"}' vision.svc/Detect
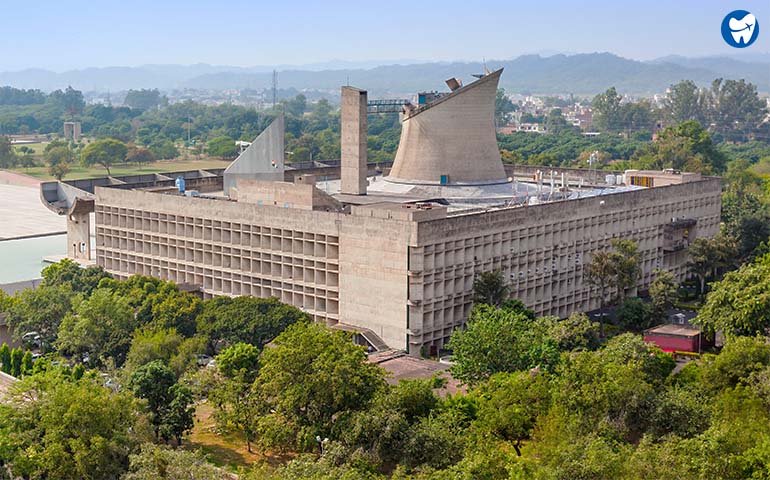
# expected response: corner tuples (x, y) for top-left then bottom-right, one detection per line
(592, 87), (623, 132)
(124, 89), (165, 111)
(50, 85), (85, 118)
(210, 344), (262, 452)
(207, 135), (238, 159)
(281, 94), (307, 117)
(124, 326), (183, 374)
(709, 78), (768, 142)
(687, 237), (721, 297)
(620, 100), (654, 136)
(148, 139), (179, 160)
(253, 322), (386, 451)
(471, 371), (551, 456)
(648, 269), (677, 321)
(195, 296), (307, 353)
(130, 360), (193, 444)
(6, 284), (74, 348)
(123, 444), (226, 480)
(647, 385), (710, 438)
(41, 258), (111, 295)
(495, 88), (516, 126)
(471, 270), (509, 307)
(56, 287), (137, 366)
(694, 255), (770, 338)
(0, 369), (143, 479)
(633, 120), (727, 173)
(216, 342), (260, 381)
(734, 214), (770, 259)
(20, 351), (33, 376)
(699, 336), (770, 393)
(160, 383), (195, 445)
(585, 250), (614, 335)
(9, 347), (23, 377)
(48, 161), (70, 181)
(126, 144), (155, 164)
(81, 138), (128, 175)
(543, 312), (601, 351)
(44, 144), (74, 181)
(615, 297), (652, 330)
(612, 239), (641, 299)
(0, 343), (10, 374)
(586, 240), (641, 334)
(544, 108), (572, 135)
(550, 334), (673, 441)
(0, 135), (17, 168)
(448, 304), (559, 385)
(662, 80), (709, 125)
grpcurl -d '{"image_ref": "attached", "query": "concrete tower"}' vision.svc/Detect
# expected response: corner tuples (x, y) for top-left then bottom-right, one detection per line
(387, 68), (507, 185)
(341, 87), (368, 195)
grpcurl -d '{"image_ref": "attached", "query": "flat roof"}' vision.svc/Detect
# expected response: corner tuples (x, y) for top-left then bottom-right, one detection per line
(645, 324), (701, 337)
(368, 351), (464, 396)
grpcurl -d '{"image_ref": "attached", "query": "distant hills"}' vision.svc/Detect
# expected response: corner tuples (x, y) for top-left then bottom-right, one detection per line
(0, 53), (767, 96)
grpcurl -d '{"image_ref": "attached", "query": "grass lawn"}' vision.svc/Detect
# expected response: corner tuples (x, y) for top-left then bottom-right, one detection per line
(11, 156), (232, 181)
(184, 401), (290, 473)
(13, 142), (50, 156)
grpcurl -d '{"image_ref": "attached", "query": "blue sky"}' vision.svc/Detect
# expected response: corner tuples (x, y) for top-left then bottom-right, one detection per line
(1, 0), (768, 70)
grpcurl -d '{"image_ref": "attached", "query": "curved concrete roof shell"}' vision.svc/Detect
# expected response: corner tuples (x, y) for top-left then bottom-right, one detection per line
(387, 68), (507, 185)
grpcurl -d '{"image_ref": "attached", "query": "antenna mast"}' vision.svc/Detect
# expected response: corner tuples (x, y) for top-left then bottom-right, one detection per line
(272, 70), (277, 109)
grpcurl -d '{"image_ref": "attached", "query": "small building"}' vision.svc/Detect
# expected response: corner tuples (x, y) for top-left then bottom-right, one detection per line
(63, 121), (82, 141)
(644, 324), (711, 354)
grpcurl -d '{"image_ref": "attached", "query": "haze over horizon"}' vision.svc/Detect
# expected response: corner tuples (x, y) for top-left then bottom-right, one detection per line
(2, 0), (769, 71)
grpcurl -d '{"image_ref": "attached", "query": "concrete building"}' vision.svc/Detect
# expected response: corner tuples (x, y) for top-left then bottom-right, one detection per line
(63, 121), (82, 141)
(41, 70), (721, 355)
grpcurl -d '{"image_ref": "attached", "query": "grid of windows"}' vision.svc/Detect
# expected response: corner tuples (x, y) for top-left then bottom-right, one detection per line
(95, 205), (340, 324)
(409, 189), (721, 349)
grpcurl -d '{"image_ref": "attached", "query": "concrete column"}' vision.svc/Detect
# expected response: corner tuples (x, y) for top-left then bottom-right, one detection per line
(67, 212), (91, 260)
(341, 87), (367, 195)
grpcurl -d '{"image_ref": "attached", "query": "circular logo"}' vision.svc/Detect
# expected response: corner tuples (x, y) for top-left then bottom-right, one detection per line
(721, 10), (759, 48)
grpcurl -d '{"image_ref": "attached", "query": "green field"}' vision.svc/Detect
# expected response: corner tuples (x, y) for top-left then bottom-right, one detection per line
(11, 156), (232, 181)
(13, 141), (50, 156)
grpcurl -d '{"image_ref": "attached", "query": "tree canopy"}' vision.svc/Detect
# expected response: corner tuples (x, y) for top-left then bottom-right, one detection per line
(80, 138), (128, 175)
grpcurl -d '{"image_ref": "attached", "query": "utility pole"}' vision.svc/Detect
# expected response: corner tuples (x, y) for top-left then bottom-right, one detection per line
(272, 70), (277, 110)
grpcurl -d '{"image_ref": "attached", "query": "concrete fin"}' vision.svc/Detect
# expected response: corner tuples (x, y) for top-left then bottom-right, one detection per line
(224, 113), (285, 195)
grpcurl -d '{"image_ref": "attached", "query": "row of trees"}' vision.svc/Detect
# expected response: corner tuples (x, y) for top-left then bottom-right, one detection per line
(0, 258), (316, 478)
(592, 78), (768, 142)
(498, 115), (761, 176)
(3, 229), (770, 478)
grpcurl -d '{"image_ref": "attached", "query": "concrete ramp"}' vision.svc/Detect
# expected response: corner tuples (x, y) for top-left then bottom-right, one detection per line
(224, 114), (285, 196)
(331, 323), (390, 352)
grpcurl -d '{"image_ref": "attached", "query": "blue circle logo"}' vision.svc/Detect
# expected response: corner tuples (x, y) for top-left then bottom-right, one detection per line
(722, 10), (759, 48)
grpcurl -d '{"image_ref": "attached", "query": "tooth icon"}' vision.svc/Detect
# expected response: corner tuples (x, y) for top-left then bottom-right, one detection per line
(729, 13), (756, 45)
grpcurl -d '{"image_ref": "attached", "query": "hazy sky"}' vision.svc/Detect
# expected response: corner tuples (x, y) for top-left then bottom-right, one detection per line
(2, 0), (768, 70)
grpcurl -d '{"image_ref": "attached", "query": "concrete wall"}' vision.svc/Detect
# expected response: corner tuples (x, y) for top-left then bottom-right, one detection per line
(338, 209), (415, 350)
(92, 176), (721, 354)
(223, 114), (285, 195)
(388, 70), (507, 185)
(407, 177), (722, 350)
(95, 187), (343, 325)
(341, 87), (368, 195)
(235, 179), (342, 212)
